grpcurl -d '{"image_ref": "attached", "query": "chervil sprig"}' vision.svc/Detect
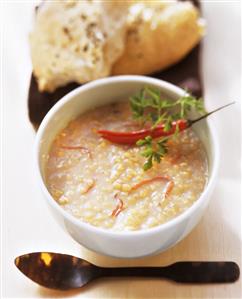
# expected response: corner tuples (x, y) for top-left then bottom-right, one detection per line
(130, 87), (206, 170)
(136, 136), (169, 170)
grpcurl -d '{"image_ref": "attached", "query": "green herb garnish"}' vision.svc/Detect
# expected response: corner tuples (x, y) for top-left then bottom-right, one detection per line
(130, 86), (206, 170)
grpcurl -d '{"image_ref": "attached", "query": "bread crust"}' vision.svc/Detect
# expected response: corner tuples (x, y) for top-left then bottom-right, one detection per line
(112, 1), (204, 75)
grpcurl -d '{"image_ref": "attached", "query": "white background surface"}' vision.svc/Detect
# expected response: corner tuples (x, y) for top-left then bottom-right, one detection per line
(1, 1), (241, 298)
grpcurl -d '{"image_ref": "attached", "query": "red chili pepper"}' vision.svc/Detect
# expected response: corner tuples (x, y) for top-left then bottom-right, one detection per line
(97, 119), (188, 145)
(97, 102), (235, 145)
(81, 180), (95, 195)
(163, 180), (174, 199)
(111, 193), (124, 217)
(129, 176), (174, 202)
(129, 175), (172, 192)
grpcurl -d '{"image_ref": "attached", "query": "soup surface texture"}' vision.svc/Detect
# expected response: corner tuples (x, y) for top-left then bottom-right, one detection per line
(45, 101), (208, 231)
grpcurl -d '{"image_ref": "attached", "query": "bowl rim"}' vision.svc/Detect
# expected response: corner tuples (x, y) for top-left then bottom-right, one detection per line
(35, 75), (220, 238)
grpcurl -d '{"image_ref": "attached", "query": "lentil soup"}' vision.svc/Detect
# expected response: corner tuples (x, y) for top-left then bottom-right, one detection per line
(45, 101), (208, 231)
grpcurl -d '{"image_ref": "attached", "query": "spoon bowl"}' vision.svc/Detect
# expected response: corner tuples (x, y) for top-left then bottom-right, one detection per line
(15, 252), (99, 290)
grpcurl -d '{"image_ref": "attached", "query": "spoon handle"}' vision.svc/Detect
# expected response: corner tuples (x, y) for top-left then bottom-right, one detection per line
(99, 262), (240, 283)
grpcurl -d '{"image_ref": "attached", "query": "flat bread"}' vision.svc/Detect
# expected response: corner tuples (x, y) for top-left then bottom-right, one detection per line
(30, 1), (130, 92)
(112, 1), (204, 75)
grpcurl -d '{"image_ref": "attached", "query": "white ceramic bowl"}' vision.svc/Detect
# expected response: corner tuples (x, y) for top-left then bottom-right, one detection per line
(35, 75), (219, 258)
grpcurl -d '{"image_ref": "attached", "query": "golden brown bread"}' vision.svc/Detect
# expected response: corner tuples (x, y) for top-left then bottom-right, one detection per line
(112, 1), (204, 75)
(30, 0), (204, 93)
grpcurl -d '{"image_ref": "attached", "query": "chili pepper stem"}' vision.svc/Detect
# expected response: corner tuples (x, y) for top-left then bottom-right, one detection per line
(189, 101), (235, 126)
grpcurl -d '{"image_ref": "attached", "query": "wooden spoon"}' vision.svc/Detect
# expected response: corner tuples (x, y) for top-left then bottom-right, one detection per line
(14, 252), (240, 290)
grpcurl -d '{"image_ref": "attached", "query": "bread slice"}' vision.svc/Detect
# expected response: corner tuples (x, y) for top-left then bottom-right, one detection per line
(30, 1), (130, 92)
(112, 1), (205, 75)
